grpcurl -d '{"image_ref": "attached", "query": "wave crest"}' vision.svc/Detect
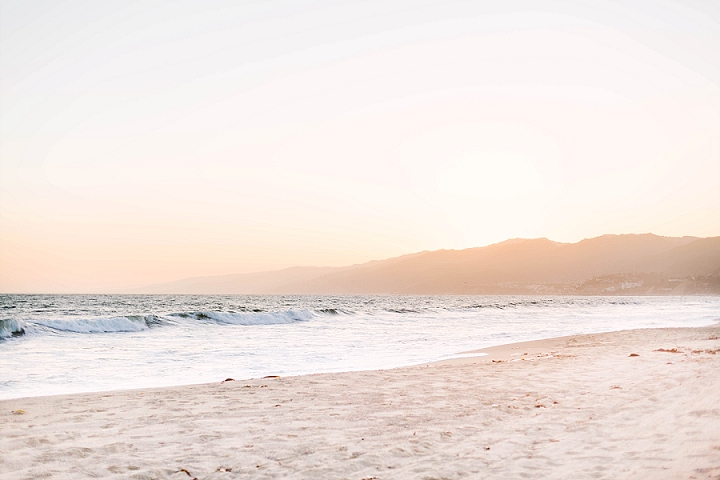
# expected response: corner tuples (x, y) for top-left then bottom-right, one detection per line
(170, 309), (314, 325)
(33, 315), (153, 333)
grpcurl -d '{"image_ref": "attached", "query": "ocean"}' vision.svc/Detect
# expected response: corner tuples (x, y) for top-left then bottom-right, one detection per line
(1, 294), (718, 400)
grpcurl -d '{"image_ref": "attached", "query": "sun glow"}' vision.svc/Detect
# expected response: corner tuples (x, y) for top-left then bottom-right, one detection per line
(1, 1), (719, 292)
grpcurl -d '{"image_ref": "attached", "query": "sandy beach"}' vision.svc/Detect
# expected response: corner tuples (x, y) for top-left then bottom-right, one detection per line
(2, 324), (719, 480)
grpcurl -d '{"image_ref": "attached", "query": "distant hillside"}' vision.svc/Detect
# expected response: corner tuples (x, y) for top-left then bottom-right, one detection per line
(133, 234), (720, 295)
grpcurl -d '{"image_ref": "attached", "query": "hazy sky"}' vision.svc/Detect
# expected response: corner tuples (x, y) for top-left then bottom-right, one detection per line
(1, 0), (719, 292)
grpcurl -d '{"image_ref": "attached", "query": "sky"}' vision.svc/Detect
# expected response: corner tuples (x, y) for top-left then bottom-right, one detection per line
(1, 0), (719, 293)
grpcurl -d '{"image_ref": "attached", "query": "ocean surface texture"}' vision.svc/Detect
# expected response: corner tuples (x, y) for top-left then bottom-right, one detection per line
(1, 295), (718, 400)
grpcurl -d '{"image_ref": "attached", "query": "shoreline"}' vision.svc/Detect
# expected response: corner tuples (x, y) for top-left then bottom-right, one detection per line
(5, 319), (718, 403)
(2, 324), (719, 478)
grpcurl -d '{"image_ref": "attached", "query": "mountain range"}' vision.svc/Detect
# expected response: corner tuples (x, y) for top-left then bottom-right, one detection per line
(133, 234), (720, 295)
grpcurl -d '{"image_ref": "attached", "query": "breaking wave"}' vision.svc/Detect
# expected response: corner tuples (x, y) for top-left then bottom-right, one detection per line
(1, 309), (322, 339)
(0, 319), (25, 338)
(33, 315), (155, 333)
(169, 309), (314, 325)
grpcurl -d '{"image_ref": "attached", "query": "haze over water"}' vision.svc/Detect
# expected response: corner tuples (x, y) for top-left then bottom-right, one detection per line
(2, 1), (719, 293)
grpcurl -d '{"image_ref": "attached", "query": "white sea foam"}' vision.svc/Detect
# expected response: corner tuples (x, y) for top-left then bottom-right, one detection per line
(34, 316), (150, 333)
(1, 295), (718, 400)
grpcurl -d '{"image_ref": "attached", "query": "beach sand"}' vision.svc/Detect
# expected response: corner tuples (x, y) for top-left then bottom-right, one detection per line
(2, 324), (719, 479)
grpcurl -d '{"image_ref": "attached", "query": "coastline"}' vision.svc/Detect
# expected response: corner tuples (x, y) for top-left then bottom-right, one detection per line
(2, 324), (719, 479)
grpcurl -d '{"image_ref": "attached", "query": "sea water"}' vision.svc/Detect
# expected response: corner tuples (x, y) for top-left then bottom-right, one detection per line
(1, 295), (718, 400)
